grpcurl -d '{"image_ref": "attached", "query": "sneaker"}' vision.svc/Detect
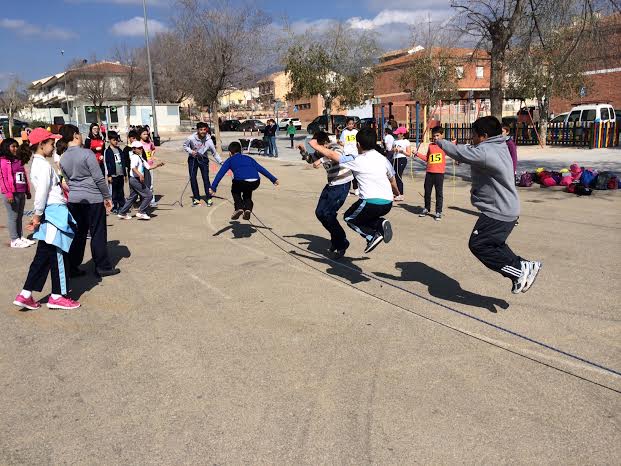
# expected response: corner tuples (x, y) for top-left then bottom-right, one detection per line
(206, 199), (213, 207)
(381, 220), (393, 243)
(522, 261), (542, 293)
(332, 241), (350, 260)
(13, 294), (41, 310)
(434, 212), (442, 221)
(418, 209), (429, 218)
(150, 201), (158, 208)
(364, 232), (384, 254)
(118, 213), (132, 220)
(192, 198), (201, 206)
(231, 209), (244, 220)
(243, 210), (252, 220)
(136, 212), (151, 220)
(20, 237), (36, 246)
(47, 296), (80, 310)
(394, 195), (404, 201)
(96, 267), (121, 277)
(10, 238), (30, 248)
(511, 261), (531, 294)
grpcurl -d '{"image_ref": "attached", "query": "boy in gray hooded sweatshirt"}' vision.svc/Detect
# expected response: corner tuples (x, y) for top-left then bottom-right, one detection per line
(436, 116), (541, 294)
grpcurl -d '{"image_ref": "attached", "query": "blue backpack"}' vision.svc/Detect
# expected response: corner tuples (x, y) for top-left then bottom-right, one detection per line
(580, 169), (598, 188)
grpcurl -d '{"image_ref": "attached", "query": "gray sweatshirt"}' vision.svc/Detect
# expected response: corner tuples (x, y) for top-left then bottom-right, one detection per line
(437, 135), (520, 222)
(60, 146), (111, 204)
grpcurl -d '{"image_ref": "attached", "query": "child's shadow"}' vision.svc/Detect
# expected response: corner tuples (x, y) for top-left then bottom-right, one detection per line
(375, 261), (509, 313)
(283, 233), (370, 284)
(213, 221), (272, 239)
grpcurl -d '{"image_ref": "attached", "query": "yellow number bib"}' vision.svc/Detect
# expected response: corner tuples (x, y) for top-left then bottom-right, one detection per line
(428, 152), (443, 164)
(345, 134), (357, 143)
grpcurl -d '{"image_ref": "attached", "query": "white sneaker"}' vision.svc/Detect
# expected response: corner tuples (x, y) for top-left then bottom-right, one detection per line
(118, 213), (132, 220)
(20, 237), (36, 245)
(522, 261), (542, 292)
(394, 195), (404, 201)
(150, 201), (158, 208)
(136, 213), (151, 220)
(511, 261), (530, 294)
(10, 238), (30, 248)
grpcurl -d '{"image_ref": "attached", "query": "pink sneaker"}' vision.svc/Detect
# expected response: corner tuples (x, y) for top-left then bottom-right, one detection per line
(13, 294), (41, 310)
(47, 296), (81, 310)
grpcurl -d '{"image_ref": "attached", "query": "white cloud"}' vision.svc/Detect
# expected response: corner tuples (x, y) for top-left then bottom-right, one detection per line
(0, 19), (77, 40)
(65, 0), (167, 5)
(110, 17), (169, 37)
(347, 10), (425, 30)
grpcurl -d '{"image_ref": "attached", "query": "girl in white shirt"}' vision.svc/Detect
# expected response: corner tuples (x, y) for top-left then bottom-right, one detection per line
(391, 126), (411, 200)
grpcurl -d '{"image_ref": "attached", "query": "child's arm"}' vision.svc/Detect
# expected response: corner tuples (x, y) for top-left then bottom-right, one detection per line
(182, 137), (196, 156)
(209, 158), (231, 192)
(308, 139), (342, 163)
(436, 139), (485, 167)
(32, 165), (52, 218)
(206, 139), (223, 164)
(132, 167), (144, 183)
(255, 162), (278, 184)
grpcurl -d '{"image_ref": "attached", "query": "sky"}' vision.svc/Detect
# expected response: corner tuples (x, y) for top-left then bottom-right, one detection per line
(0, 0), (454, 90)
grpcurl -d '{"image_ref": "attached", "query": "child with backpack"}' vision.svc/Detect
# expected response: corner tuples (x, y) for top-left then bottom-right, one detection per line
(415, 126), (447, 221)
(436, 116), (542, 294)
(1, 137), (34, 248)
(209, 141), (279, 220)
(12, 128), (80, 310)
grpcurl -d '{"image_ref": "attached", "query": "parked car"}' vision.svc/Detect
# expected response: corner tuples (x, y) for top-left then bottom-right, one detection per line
(0, 117), (29, 129)
(564, 103), (616, 125)
(238, 119), (266, 132)
(278, 118), (302, 130)
(550, 113), (568, 124)
(219, 119), (241, 131)
(614, 109), (621, 124)
(307, 115), (360, 134)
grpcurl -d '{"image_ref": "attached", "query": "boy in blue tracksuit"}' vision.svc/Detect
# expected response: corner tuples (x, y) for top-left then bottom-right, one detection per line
(209, 141), (279, 220)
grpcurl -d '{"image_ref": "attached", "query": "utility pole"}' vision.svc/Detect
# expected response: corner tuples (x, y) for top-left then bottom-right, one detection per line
(61, 50), (71, 124)
(142, 0), (159, 142)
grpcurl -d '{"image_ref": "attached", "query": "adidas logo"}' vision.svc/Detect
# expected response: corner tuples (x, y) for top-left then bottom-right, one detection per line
(472, 230), (479, 235)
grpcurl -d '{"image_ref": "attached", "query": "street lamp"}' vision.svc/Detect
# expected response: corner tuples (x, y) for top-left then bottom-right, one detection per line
(61, 49), (71, 124)
(142, 0), (159, 143)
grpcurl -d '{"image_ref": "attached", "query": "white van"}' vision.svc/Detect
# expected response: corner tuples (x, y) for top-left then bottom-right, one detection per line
(564, 103), (616, 125)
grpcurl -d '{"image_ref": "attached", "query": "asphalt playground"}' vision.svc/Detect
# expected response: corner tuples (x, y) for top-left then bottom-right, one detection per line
(1, 134), (620, 464)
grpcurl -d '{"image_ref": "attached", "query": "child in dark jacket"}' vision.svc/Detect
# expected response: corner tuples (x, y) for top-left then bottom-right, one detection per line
(209, 141), (279, 220)
(104, 131), (128, 213)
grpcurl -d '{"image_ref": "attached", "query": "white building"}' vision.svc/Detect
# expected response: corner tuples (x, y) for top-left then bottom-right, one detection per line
(26, 61), (181, 133)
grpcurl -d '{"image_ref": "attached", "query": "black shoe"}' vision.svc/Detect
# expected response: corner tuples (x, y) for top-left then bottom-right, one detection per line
(331, 240), (350, 259)
(381, 219), (392, 243)
(231, 209), (244, 220)
(69, 268), (87, 278)
(243, 210), (252, 220)
(364, 232), (384, 254)
(96, 267), (120, 277)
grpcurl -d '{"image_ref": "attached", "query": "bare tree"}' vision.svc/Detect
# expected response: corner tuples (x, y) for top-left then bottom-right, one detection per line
(451, 0), (527, 118)
(0, 77), (28, 137)
(283, 23), (380, 132)
(173, 0), (271, 150)
(114, 45), (147, 130)
(149, 32), (190, 104)
(507, 0), (601, 145)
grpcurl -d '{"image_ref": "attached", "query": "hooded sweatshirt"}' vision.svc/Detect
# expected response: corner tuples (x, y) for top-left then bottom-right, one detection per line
(437, 135), (520, 222)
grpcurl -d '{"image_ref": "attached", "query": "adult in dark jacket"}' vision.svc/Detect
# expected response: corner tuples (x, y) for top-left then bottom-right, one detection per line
(59, 124), (119, 278)
(263, 119), (278, 157)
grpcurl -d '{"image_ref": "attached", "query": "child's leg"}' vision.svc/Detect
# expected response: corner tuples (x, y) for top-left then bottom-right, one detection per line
(15, 193), (25, 238)
(344, 200), (390, 241)
(434, 173), (444, 213)
(112, 177), (124, 210)
(49, 247), (68, 296)
(119, 181), (139, 215)
(393, 159), (404, 195)
(187, 157), (200, 200)
(198, 159), (212, 200)
(23, 241), (55, 293)
(315, 183), (350, 250)
(423, 173), (433, 211)
(3, 195), (21, 241)
(397, 158), (407, 194)
(133, 179), (153, 214)
(468, 214), (523, 281)
(231, 180), (244, 211)
(243, 180), (260, 211)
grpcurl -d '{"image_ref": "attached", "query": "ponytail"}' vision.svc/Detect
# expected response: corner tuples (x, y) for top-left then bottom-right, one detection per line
(16, 142), (34, 165)
(55, 139), (68, 156)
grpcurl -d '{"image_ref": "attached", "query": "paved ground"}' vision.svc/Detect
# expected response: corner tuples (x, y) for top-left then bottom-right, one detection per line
(1, 134), (620, 464)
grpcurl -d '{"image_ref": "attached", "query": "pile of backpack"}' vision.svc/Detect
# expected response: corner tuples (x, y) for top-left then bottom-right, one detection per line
(517, 163), (619, 196)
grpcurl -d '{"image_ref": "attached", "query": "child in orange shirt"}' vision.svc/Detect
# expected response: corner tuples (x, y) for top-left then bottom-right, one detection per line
(416, 126), (447, 221)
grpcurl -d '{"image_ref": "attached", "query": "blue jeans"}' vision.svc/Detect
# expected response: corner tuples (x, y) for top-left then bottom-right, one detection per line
(188, 156), (211, 200)
(315, 181), (351, 250)
(268, 136), (278, 156)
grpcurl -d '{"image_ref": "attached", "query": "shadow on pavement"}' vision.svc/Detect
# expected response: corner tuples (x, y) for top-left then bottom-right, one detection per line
(448, 206), (480, 217)
(283, 233), (370, 284)
(397, 203), (427, 215)
(374, 261), (509, 313)
(212, 221), (271, 239)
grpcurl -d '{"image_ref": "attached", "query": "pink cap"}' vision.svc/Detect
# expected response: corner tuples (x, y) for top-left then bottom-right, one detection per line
(28, 128), (61, 146)
(392, 126), (407, 135)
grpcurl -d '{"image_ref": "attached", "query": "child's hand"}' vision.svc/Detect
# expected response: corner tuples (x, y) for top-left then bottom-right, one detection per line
(6, 196), (14, 203)
(107, 176), (112, 183)
(26, 193), (31, 200)
(451, 139), (457, 144)
(139, 175), (145, 184)
(28, 215), (41, 231)
(208, 188), (215, 195)
(274, 180), (280, 187)
(313, 160), (322, 169)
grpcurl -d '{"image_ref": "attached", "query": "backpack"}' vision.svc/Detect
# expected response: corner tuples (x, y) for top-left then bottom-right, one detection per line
(518, 172), (533, 187)
(595, 171), (617, 190)
(574, 185), (592, 196)
(580, 169), (598, 188)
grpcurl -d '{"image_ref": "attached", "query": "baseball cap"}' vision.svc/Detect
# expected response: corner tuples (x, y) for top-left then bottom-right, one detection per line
(28, 128), (61, 146)
(130, 141), (143, 148)
(392, 126), (407, 135)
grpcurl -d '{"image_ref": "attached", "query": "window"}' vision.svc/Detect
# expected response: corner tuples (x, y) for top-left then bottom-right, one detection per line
(455, 66), (464, 79)
(298, 103), (311, 110)
(582, 109), (596, 121)
(567, 110), (581, 123)
(476, 66), (484, 79)
(600, 107), (609, 121)
(109, 106), (118, 123)
(167, 105), (179, 116)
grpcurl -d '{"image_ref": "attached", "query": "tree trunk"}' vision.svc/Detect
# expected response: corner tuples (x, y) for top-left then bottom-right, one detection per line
(324, 96), (332, 133)
(212, 102), (223, 154)
(8, 111), (14, 138)
(95, 104), (101, 125)
(126, 100), (132, 133)
(538, 96), (549, 148)
(488, 45), (505, 120)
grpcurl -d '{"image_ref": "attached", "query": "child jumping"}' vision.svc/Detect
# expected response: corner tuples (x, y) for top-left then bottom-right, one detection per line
(416, 126), (447, 221)
(310, 128), (400, 254)
(209, 141), (278, 221)
(12, 128), (80, 310)
(1, 137), (34, 248)
(436, 116), (542, 294)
